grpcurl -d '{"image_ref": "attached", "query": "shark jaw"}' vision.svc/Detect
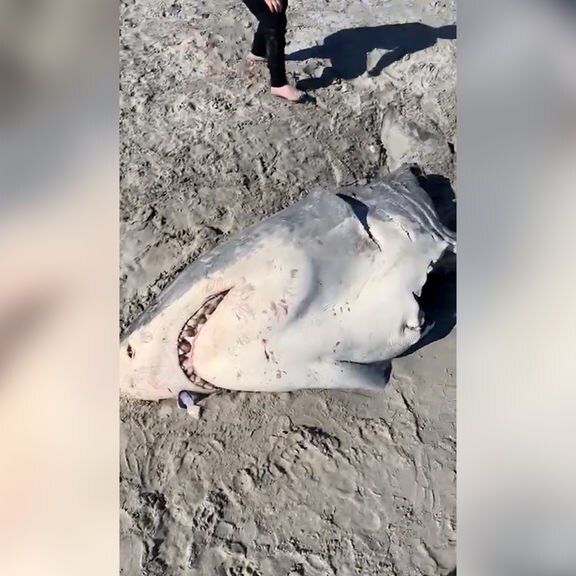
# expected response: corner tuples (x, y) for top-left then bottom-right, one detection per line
(176, 290), (230, 391)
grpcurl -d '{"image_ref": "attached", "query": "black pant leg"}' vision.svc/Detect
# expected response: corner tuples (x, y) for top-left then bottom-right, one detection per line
(251, 22), (267, 57)
(265, 9), (287, 87)
(242, 0), (288, 87)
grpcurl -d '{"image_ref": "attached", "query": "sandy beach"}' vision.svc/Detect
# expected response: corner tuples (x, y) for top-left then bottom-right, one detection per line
(120, 0), (456, 574)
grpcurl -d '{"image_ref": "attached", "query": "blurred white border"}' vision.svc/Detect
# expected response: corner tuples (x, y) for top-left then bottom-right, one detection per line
(459, 0), (576, 574)
(0, 1), (119, 575)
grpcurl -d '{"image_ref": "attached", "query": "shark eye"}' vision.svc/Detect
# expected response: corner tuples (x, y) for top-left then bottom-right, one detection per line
(127, 345), (135, 358)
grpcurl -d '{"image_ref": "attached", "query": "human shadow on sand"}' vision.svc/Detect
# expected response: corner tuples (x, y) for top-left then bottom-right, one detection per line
(287, 23), (456, 91)
(399, 169), (456, 356)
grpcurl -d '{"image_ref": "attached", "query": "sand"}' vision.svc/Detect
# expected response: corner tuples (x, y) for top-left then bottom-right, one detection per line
(120, 0), (456, 574)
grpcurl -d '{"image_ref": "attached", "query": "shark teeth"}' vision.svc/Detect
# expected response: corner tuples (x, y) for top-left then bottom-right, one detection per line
(176, 291), (229, 391)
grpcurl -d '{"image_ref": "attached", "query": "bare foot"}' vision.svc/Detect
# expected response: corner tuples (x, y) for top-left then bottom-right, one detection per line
(270, 84), (306, 102)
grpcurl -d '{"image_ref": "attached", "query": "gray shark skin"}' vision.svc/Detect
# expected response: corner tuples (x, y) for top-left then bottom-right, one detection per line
(120, 165), (456, 401)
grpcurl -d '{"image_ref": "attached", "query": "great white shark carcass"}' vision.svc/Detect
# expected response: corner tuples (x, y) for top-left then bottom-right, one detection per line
(120, 165), (456, 401)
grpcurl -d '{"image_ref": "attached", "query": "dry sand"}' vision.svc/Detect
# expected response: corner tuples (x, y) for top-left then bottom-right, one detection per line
(120, 0), (456, 574)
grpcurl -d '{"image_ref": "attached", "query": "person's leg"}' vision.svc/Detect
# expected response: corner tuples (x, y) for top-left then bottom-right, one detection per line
(265, 7), (288, 88)
(242, 0), (288, 85)
(250, 22), (267, 59)
(241, 0), (305, 101)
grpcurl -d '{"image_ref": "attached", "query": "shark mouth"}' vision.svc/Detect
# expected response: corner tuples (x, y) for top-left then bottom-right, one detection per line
(177, 290), (229, 392)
